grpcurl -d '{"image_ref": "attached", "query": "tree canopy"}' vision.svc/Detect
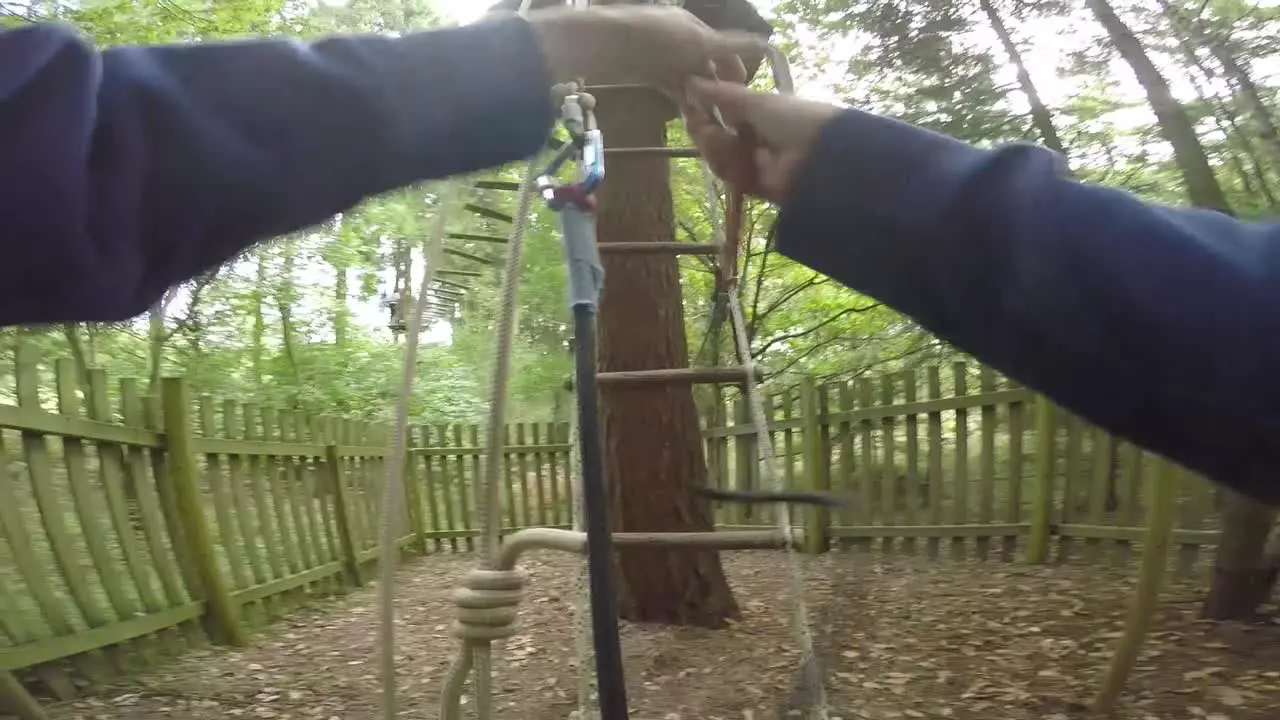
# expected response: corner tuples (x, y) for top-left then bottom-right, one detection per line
(3, 0), (1276, 427)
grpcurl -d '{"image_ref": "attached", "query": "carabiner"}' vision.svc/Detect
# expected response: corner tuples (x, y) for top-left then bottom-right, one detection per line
(536, 90), (606, 212)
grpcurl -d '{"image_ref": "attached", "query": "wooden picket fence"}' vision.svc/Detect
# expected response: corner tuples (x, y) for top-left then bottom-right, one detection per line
(705, 362), (1221, 572)
(0, 349), (1223, 718)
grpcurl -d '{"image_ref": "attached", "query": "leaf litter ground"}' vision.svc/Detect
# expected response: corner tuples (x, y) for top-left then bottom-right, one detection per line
(47, 550), (1280, 720)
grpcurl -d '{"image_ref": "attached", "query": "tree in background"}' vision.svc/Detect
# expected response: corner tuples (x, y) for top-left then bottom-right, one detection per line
(778, 0), (1280, 616)
(1, 0), (1276, 622)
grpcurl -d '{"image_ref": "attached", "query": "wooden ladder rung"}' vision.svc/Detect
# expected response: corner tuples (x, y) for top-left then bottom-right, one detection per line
(443, 247), (496, 265)
(605, 147), (701, 158)
(463, 203), (514, 223)
(433, 278), (471, 290)
(475, 180), (522, 191)
(592, 366), (766, 387)
(598, 242), (721, 256)
(438, 269), (483, 277)
(547, 135), (699, 159)
(584, 83), (656, 92)
(449, 232), (508, 244)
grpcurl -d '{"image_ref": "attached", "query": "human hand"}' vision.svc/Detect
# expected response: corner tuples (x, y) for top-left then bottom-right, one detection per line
(526, 6), (763, 92)
(681, 78), (838, 205)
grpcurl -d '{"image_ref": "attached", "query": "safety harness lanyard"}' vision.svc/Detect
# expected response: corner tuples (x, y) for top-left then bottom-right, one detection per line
(539, 84), (630, 720)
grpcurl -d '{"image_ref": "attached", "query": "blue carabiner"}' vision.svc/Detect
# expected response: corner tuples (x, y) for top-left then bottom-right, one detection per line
(537, 92), (606, 212)
(577, 127), (605, 196)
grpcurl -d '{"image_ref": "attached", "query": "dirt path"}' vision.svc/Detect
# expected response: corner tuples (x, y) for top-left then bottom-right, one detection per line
(46, 551), (1280, 720)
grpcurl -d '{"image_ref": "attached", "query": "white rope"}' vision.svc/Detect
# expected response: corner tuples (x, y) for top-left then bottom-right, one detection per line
(549, 1), (599, 714)
(472, 158), (542, 720)
(727, 294), (828, 719)
(377, 180), (462, 720)
(567, 393), (598, 720)
(696, 42), (828, 718)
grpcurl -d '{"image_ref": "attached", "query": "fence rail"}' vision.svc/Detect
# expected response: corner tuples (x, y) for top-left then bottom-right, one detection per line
(0, 349), (1222, 719)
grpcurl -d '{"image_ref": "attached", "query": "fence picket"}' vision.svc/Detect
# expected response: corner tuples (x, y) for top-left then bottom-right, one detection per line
(0, 354), (1233, 720)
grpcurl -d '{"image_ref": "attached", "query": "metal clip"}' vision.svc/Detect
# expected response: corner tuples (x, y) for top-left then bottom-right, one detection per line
(536, 90), (606, 212)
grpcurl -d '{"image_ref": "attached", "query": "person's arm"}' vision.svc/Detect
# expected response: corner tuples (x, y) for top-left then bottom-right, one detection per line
(0, 18), (554, 326)
(776, 108), (1280, 505)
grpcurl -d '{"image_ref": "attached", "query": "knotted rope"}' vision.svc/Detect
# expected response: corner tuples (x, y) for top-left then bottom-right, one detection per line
(438, 155), (540, 720)
(377, 180), (461, 720)
(698, 43), (830, 720)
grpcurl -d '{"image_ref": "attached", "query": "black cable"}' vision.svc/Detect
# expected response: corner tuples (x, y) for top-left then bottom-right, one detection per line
(570, 303), (630, 720)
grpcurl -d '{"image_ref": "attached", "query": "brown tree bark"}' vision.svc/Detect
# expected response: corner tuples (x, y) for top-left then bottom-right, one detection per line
(1086, 0), (1277, 621)
(594, 88), (739, 628)
(1154, 0), (1280, 174)
(1201, 490), (1278, 620)
(1155, 0), (1278, 205)
(977, 0), (1067, 157)
(1085, 0), (1231, 213)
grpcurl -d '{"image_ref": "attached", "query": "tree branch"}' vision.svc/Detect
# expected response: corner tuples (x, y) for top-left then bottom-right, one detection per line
(746, 219), (777, 340)
(752, 272), (834, 327)
(752, 303), (883, 358)
(162, 268), (222, 341)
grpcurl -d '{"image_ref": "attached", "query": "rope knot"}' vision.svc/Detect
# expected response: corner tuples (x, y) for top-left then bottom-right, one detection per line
(450, 569), (526, 644)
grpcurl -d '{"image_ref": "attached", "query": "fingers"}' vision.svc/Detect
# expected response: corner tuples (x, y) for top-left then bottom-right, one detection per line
(704, 30), (762, 85)
(709, 30), (769, 69)
(710, 53), (748, 85)
(686, 77), (759, 129)
(684, 109), (759, 194)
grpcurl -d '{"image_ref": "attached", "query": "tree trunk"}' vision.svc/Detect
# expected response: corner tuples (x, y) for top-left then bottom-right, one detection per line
(1201, 490), (1278, 620)
(1214, 52), (1280, 176)
(61, 324), (92, 408)
(334, 261), (350, 350)
(1085, 0), (1231, 213)
(1155, 0), (1280, 173)
(277, 237), (303, 407)
(1158, 0), (1277, 205)
(147, 297), (166, 395)
(1087, 0), (1280, 621)
(595, 89), (739, 628)
(252, 252), (267, 385)
(978, 0), (1067, 156)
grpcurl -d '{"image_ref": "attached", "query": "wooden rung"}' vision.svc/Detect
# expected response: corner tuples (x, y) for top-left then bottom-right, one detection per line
(475, 180), (521, 191)
(596, 366), (766, 386)
(433, 278), (471, 290)
(545, 135), (698, 159)
(463, 203), (514, 223)
(438, 269), (483, 277)
(449, 232), (508, 244)
(584, 83), (656, 92)
(611, 530), (800, 551)
(605, 147), (700, 158)
(443, 247), (495, 265)
(598, 242), (720, 256)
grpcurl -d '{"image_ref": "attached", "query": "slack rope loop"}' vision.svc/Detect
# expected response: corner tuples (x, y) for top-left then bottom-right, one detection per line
(451, 569), (527, 643)
(436, 159), (542, 720)
(377, 180), (462, 720)
(701, 42), (831, 720)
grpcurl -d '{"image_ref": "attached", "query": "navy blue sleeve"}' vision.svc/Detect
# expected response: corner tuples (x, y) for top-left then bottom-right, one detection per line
(776, 109), (1280, 505)
(0, 18), (554, 326)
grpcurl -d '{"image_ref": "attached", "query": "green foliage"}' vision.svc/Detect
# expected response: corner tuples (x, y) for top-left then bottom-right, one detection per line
(19, 0), (1280, 427)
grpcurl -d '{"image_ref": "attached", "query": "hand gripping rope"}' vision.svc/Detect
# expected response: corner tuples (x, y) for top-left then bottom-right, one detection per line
(375, 7), (826, 720)
(698, 45), (830, 720)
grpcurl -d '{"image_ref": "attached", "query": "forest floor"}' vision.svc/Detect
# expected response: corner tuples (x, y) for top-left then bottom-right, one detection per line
(44, 548), (1280, 720)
